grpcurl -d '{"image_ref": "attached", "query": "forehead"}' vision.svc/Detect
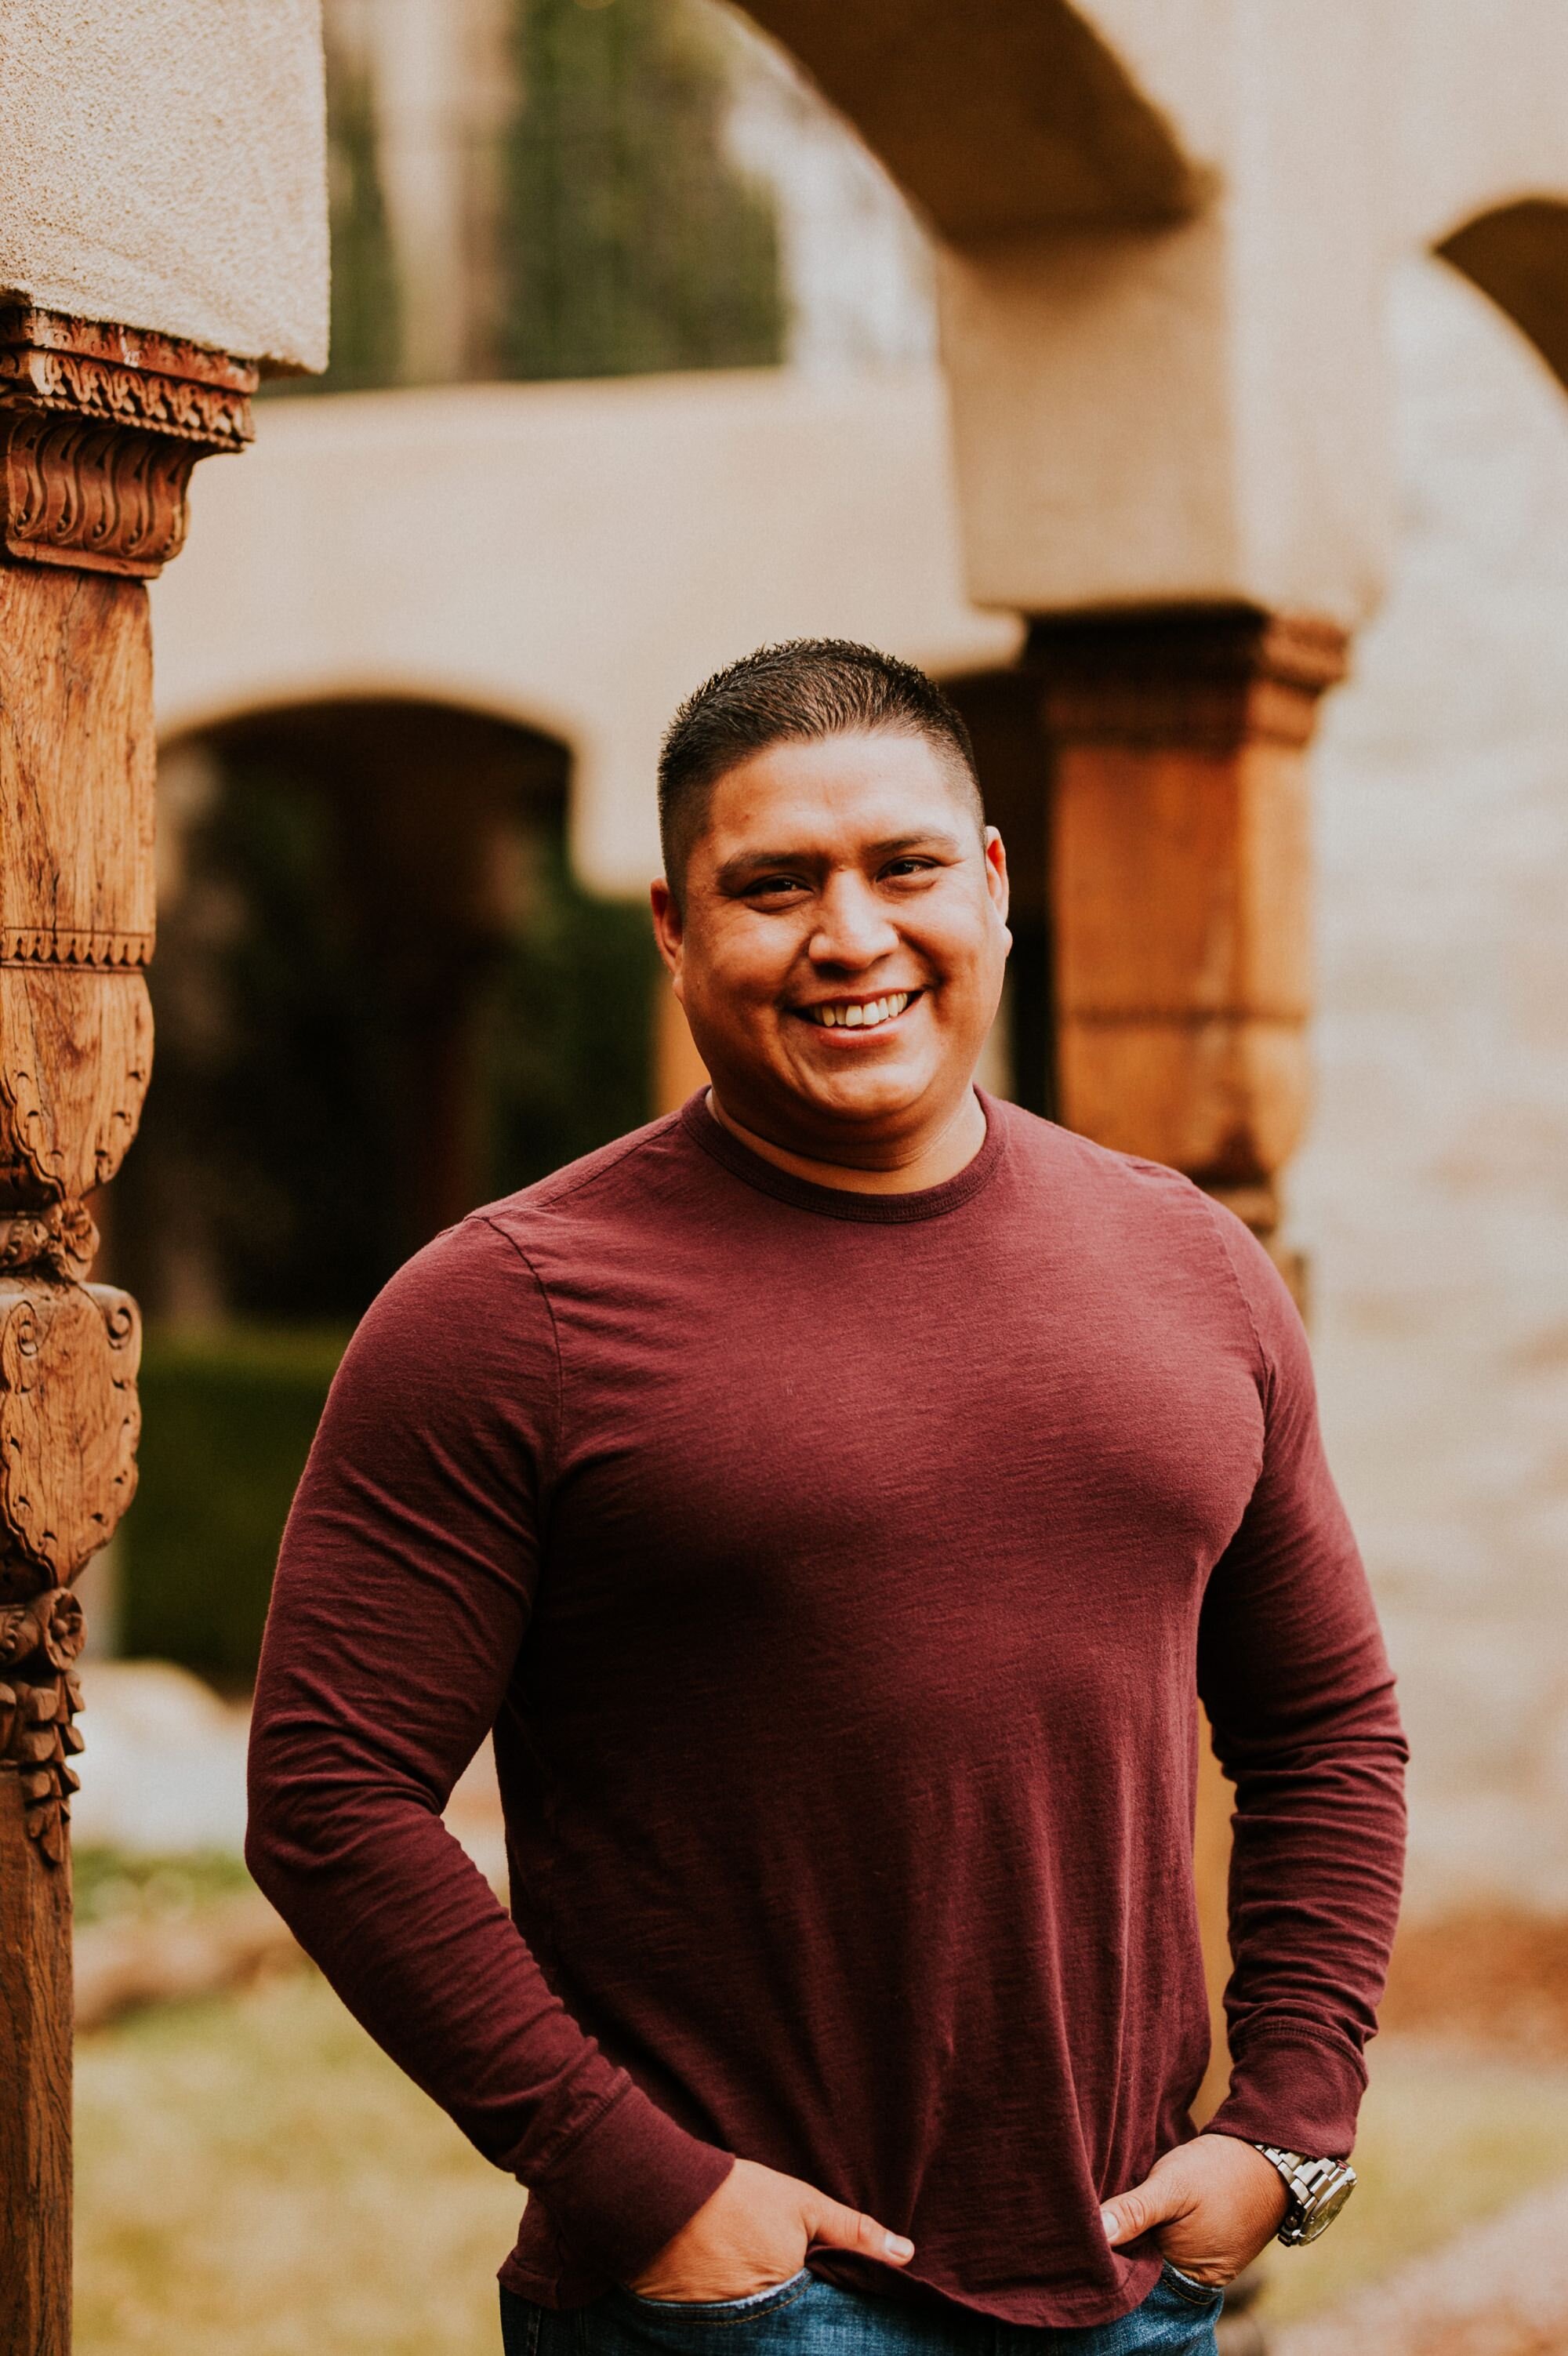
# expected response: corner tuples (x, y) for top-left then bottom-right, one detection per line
(699, 730), (975, 855)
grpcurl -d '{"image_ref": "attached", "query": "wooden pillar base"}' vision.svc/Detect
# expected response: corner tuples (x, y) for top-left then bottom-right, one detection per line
(0, 1769), (72, 2354)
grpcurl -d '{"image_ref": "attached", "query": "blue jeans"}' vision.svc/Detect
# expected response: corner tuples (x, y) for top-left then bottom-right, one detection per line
(500, 2266), (1221, 2356)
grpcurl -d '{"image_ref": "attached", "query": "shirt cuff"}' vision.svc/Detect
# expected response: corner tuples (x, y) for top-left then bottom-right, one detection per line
(1203, 2024), (1368, 2159)
(530, 2084), (736, 2281)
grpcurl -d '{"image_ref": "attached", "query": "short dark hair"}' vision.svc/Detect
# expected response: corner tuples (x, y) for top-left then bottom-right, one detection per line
(658, 638), (982, 891)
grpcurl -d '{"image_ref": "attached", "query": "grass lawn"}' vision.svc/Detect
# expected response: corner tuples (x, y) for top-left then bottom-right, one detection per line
(76, 1969), (1568, 2352)
(75, 1970), (522, 2356)
(1258, 2037), (1568, 2325)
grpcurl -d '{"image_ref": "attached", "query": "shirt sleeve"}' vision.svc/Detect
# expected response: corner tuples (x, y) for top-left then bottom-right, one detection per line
(244, 1214), (734, 2278)
(1196, 1209), (1407, 2161)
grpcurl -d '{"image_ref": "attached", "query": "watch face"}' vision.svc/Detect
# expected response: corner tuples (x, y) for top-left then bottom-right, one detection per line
(1298, 2172), (1356, 2243)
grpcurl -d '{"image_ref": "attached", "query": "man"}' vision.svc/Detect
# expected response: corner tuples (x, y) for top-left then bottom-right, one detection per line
(248, 640), (1406, 2356)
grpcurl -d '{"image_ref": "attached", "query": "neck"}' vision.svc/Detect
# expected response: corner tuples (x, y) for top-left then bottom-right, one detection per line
(706, 1085), (988, 1195)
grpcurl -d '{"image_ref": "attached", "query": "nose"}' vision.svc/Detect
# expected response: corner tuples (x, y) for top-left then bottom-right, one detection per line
(808, 872), (900, 971)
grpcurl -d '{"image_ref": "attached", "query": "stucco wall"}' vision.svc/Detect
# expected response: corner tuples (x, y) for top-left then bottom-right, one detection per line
(1396, 0), (1568, 249)
(145, 278), (1568, 1919)
(148, 367), (1020, 893)
(931, 1), (1394, 626)
(1297, 256), (1568, 1915)
(0, 0), (328, 369)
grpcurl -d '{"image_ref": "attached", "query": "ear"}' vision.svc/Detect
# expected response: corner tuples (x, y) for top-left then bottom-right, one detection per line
(649, 877), (686, 998)
(982, 826), (1013, 940)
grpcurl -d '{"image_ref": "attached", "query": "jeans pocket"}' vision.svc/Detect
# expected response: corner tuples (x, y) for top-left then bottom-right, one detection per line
(1157, 2261), (1225, 2311)
(499, 2287), (546, 2356)
(615, 2269), (814, 2323)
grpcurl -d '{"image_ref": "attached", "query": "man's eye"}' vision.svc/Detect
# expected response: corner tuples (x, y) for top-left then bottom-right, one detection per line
(748, 875), (806, 899)
(882, 859), (936, 880)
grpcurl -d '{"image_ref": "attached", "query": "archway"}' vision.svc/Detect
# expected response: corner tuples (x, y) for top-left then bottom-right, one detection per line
(109, 696), (658, 1676)
(1437, 196), (1568, 393)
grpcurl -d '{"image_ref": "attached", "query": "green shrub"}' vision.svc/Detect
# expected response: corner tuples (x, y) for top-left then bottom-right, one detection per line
(119, 1328), (349, 1683)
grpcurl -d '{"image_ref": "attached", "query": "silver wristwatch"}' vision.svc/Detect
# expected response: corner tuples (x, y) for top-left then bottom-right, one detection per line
(1251, 2145), (1357, 2245)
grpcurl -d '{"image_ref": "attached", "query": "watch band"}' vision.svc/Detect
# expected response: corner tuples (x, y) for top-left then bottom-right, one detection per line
(1252, 2144), (1357, 2245)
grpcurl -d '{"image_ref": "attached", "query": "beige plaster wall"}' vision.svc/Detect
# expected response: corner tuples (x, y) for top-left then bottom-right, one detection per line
(879, 0), (1568, 624)
(931, 1), (1394, 624)
(1396, 0), (1568, 249)
(1296, 256), (1568, 1914)
(148, 368), (1020, 894)
(143, 277), (1568, 1914)
(0, 0), (328, 369)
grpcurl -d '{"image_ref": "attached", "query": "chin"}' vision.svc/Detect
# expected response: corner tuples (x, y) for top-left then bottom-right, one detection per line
(802, 1064), (932, 1123)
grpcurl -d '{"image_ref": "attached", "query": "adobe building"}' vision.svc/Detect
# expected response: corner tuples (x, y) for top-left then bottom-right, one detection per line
(5, 1), (1568, 2345)
(147, 0), (1568, 1922)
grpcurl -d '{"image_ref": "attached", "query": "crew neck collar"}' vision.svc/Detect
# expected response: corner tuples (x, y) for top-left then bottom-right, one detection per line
(681, 1087), (1008, 1225)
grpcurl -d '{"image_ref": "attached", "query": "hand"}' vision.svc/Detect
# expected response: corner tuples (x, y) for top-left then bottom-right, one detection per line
(626, 2156), (915, 2303)
(1100, 2134), (1288, 2287)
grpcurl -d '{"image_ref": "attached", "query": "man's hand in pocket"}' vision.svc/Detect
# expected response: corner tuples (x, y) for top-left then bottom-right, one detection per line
(1100, 2135), (1289, 2287)
(626, 2157), (915, 2304)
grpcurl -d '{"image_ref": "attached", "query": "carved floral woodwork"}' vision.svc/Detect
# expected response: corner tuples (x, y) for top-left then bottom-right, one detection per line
(0, 1282), (141, 1594)
(0, 966), (154, 1200)
(0, 1574), (86, 1856)
(0, 1201), (100, 1284)
(0, 1585), (86, 1672)
(0, 1658), (84, 1864)
(0, 304), (256, 579)
(0, 308), (251, 1882)
(0, 1280), (136, 1861)
(0, 299), (256, 2356)
(0, 559), (158, 1250)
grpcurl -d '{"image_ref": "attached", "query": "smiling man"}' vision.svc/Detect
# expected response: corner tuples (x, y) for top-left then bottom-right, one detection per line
(248, 641), (1406, 2356)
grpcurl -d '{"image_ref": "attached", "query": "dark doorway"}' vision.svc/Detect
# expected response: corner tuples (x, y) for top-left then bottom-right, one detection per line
(119, 698), (658, 1326)
(112, 697), (659, 1675)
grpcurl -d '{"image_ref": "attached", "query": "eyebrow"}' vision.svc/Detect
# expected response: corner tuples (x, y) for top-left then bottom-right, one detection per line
(715, 830), (967, 891)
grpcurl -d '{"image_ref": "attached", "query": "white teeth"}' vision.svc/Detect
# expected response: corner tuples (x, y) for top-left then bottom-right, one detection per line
(809, 990), (913, 1029)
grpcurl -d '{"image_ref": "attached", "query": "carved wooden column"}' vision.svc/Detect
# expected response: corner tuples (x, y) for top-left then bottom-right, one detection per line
(1029, 608), (1348, 1254)
(0, 303), (254, 2356)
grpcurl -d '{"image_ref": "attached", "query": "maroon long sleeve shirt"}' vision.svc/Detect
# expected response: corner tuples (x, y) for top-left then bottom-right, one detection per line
(246, 1092), (1406, 2329)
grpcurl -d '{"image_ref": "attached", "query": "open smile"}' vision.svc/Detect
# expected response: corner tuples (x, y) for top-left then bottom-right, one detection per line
(793, 989), (924, 1033)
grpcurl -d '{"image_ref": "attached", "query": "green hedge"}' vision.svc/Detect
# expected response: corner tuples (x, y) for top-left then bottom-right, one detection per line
(119, 1327), (348, 1682)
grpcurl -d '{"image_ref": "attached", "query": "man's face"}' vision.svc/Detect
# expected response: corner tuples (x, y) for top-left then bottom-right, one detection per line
(651, 729), (1011, 1159)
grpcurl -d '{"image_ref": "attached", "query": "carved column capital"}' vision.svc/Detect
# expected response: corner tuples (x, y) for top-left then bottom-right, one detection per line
(0, 303), (256, 579)
(1027, 606), (1349, 752)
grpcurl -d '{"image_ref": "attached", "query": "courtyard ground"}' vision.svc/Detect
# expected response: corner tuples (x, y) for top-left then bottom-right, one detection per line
(74, 1960), (1568, 2356)
(69, 1671), (1568, 2351)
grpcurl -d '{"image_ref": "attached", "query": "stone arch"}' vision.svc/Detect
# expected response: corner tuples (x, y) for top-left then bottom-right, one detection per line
(733, 0), (1203, 239)
(1436, 196), (1568, 394)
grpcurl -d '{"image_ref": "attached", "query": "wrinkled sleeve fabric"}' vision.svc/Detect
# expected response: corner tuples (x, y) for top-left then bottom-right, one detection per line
(245, 1215), (734, 2279)
(1197, 1210), (1407, 2161)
